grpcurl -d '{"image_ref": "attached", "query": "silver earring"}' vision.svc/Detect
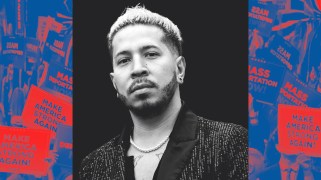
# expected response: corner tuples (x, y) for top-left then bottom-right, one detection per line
(179, 77), (183, 82)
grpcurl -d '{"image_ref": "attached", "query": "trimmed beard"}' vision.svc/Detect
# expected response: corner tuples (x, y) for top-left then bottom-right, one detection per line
(118, 73), (178, 118)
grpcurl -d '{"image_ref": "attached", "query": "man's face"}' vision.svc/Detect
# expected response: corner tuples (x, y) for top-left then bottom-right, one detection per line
(110, 24), (182, 116)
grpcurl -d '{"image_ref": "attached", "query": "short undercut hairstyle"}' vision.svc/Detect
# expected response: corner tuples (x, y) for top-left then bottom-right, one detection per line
(107, 5), (183, 57)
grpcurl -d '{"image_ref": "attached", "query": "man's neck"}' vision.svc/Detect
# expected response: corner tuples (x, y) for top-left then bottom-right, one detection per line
(129, 94), (182, 149)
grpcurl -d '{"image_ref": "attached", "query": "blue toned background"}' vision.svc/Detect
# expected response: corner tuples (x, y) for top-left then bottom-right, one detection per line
(249, 0), (321, 179)
(0, 0), (72, 179)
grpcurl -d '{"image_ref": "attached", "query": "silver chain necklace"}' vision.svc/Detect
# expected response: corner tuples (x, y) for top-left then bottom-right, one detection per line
(130, 135), (169, 153)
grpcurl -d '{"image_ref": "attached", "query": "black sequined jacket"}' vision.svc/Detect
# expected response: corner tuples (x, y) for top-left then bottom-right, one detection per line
(79, 103), (248, 180)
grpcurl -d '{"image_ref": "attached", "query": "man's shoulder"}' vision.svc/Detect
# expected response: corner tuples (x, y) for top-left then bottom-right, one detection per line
(194, 117), (248, 179)
(197, 116), (248, 138)
(79, 135), (121, 174)
(79, 135), (124, 179)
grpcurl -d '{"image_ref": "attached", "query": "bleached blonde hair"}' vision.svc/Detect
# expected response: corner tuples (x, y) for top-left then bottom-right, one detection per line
(107, 5), (183, 56)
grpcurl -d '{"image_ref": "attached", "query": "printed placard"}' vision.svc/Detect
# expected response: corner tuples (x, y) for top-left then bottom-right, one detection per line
(0, 126), (51, 175)
(266, 34), (300, 73)
(248, 1), (277, 37)
(1, 36), (25, 68)
(25, 38), (40, 74)
(278, 104), (321, 157)
(42, 31), (71, 64)
(54, 123), (72, 167)
(37, 16), (49, 43)
(22, 85), (72, 138)
(14, 0), (26, 36)
(25, 38), (40, 59)
(47, 16), (64, 33)
(277, 71), (321, 108)
(36, 16), (63, 43)
(249, 59), (286, 104)
(1, 36), (24, 56)
(44, 60), (72, 97)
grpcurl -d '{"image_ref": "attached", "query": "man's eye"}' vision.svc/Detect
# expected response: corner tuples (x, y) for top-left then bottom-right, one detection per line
(145, 52), (159, 59)
(118, 58), (130, 65)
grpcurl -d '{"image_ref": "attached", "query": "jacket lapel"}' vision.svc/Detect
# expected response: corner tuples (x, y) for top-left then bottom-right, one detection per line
(115, 102), (199, 180)
(155, 103), (199, 180)
(112, 122), (133, 180)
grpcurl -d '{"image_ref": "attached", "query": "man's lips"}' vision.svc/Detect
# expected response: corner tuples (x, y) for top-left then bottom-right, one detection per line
(127, 78), (158, 94)
(130, 83), (155, 94)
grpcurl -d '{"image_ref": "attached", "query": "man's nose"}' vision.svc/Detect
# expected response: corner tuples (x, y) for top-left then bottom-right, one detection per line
(131, 56), (148, 78)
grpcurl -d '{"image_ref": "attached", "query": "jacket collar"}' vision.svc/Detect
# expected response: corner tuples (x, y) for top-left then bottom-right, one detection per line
(156, 101), (199, 180)
(168, 101), (198, 142)
(116, 101), (198, 147)
(116, 101), (199, 180)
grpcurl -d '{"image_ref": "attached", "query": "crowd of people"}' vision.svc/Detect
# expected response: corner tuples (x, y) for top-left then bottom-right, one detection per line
(0, 0), (72, 179)
(249, 0), (321, 179)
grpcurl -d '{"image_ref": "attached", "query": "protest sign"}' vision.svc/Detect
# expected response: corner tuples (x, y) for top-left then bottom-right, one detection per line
(54, 123), (72, 167)
(36, 16), (63, 43)
(0, 126), (51, 175)
(25, 37), (40, 74)
(248, 1), (277, 37)
(278, 104), (321, 157)
(22, 85), (72, 138)
(14, 0), (26, 36)
(277, 71), (321, 108)
(249, 59), (286, 105)
(37, 16), (49, 43)
(1, 36), (25, 68)
(265, 34), (300, 73)
(42, 31), (71, 64)
(43, 60), (72, 97)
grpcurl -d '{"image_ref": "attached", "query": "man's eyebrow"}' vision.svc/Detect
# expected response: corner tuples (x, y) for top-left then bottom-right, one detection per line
(114, 45), (161, 58)
(114, 50), (130, 59)
(140, 45), (160, 52)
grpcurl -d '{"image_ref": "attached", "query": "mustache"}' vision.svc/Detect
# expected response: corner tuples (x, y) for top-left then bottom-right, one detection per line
(128, 78), (158, 94)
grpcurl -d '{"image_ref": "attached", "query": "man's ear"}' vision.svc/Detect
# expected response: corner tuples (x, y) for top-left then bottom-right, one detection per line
(110, 72), (117, 90)
(176, 56), (186, 84)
